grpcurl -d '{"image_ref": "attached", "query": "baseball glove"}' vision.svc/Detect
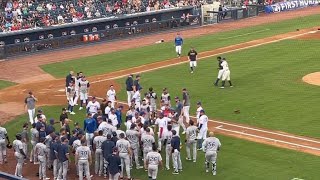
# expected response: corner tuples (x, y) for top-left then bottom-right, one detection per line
(6, 143), (12, 149)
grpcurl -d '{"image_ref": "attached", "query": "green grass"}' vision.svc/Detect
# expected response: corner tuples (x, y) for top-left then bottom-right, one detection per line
(116, 39), (320, 138)
(41, 14), (320, 78)
(5, 105), (320, 179)
(0, 80), (16, 90)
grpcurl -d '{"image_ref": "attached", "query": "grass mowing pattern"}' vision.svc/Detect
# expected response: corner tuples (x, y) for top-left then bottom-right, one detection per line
(41, 14), (320, 78)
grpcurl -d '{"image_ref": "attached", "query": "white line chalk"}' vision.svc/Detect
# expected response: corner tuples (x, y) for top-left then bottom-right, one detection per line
(218, 29), (271, 40)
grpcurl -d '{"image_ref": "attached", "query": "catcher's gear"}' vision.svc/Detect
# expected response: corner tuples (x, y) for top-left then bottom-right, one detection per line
(6, 143), (12, 149)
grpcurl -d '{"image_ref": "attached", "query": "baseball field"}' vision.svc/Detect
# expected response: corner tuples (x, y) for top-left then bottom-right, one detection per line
(1, 6), (320, 180)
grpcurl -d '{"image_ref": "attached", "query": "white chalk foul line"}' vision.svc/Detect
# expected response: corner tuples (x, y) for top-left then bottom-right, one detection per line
(218, 29), (271, 40)
(216, 126), (320, 151)
(91, 30), (317, 84)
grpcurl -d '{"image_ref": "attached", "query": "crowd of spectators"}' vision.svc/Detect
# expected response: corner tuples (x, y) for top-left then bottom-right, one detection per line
(0, 0), (202, 32)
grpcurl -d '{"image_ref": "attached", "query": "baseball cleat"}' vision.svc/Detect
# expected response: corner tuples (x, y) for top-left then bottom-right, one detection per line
(193, 160), (196, 163)
(75, 104), (79, 106)
(191, 71), (193, 73)
(172, 171), (179, 175)
(70, 112), (76, 115)
(79, 107), (83, 110)
(213, 171), (217, 175)
(220, 87), (225, 89)
(136, 166), (143, 169)
(44, 178), (50, 180)
(186, 158), (191, 161)
(197, 148), (202, 151)
(166, 167), (170, 170)
(230, 86), (233, 87)
(182, 131), (186, 135)
(206, 169), (209, 173)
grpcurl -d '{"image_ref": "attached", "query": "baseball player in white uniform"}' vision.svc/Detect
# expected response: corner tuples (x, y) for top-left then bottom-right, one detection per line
(13, 133), (27, 178)
(186, 120), (198, 162)
(202, 132), (221, 175)
(126, 124), (143, 169)
(67, 81), (76, 115)
(79, 76), (90, 110)
(196, 101), (203, 124)
(75, 139), (92, 180)
(74, 72), (83, 106)
(220, 58), (233, 88)
(163, 124), (173, 170)
(107, 85), (117, 108)
(132, 89), (141, 111)
(98, 119), (116, 137)
(86, 97), (100, 116)
(197, 110), (208, 150)
(35, 138), (49, 180)
(0, 126), (10, 164)
(155, 113), (171, 151)
(145, 145), (163, 180)
(147, 87), (157, 119)
(161, 88), (171, 107)
(214, 57), (224, 86)
(93, 130), (107, 176)
(141, 128), (155, 167)
(116, 133), (132, 180)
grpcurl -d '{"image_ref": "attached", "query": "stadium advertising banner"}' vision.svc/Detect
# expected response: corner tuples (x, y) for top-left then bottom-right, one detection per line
(265, 0), (320, 13)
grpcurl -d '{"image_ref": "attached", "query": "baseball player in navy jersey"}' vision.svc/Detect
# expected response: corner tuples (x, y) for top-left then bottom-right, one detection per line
(171, 130), (182, 175)
(66, 81), (76, 115)
(126, 124), (142, 169)
(163, 124), (173, 170)
(107, 85), (117, 108)
(185, 120), (198, 162)
(76, 139), (92, 180)
(0, 126), (10, 164)
(174, 97), (186, 135)
(214, 57), (223, 86)
(125, 74), (134, 107)
(93, 130), (107, 176)
(57, 136), (70, 180)
(13, 133), (27, 178)
(220, 58), (233, 88)
(116, 133), (132, 180)
(106, 147), (121, 180)
(202, 132), (221, 175)
(35, 137), (50, 180)
(79, 76), (90, 110)
(188, 47), (198, 73)
(197, 110), (208, 150)
(65, 71), (74, 96)
(145, 144), (163, 180)
(50, 135), (60, 180)
(175, 33), (183, 58)
(141, 127), (155, 169)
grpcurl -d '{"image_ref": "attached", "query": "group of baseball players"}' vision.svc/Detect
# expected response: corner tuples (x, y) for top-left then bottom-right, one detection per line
(175, 33), (233, 88)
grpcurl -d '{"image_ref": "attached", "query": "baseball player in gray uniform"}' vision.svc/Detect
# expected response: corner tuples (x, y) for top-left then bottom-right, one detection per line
(145, 144), (163, 180)
(126, 124), (143, 169)
(116, 133), (132, 180)
(0, 125), (10, 164)
(45, 133), (53, 169)
(13, 133), (27, 178)
(147, 87), (157, 120)
(36, 137), (50, 180)
(185, 120), (198, 162)
(202, 132), (221, 175)
(163, 124), (173, 170)
(76, 139), (92, 180)
(93, 130), (107, 176)
(30, 123), (39, 163)
(141, 128), (155, 167)
(21, 123), (29, 162)
(57, 136), (70, 180)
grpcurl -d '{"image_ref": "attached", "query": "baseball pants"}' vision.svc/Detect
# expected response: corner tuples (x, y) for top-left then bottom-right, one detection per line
(119, 152), (131, 179)
(14, 152), (24, 177)
(38, 155), (47, 179)
(80, 92), (88, 102)
(222, 70), (230, 81)
(30, 140), (38, 163)
(79, 159), (91, 180)
(148, 165), (159, 180)
(27, 109), (35, 124)
(86, 133), (94, 149)
(95, 149), (103, 175)
(143, 148), (152, 164)
(197, 128), (208, 140)
(22, 142), (28, 159)
(46, 147), (51, 168)
(53, 159), (60, 179)
(165, 144), (171, 169)
(58, 160), (68, 180)
(205, 151), (217, 171)
(183, 106), (190, 124)
(178, 116), (186, 132)
(186, 140), (197, 161)
(0, 140), (6, 164)
(217, 70), (223, 79)
(109, 172), (120, 180)
(103, 158), (109, 177)
(131, 145), (141, 168)
(127, 91), (134, 106)
(172, 150), (182, 171)
(135, 102), (141, 111)
(189, 61), (197, 67)
(74, 90), (79, 105)
(176, 46), (182, 55)
(110, 100), (116, 108)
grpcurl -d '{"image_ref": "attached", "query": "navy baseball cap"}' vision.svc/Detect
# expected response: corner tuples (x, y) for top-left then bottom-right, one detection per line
(127, 115), (133, 120)
(200, 110), (205, 113)
(61, 136), (67, 142)
(112, 131), (117, 136)
(197, 101), (201, 105)
(118, 105), (124, 109)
